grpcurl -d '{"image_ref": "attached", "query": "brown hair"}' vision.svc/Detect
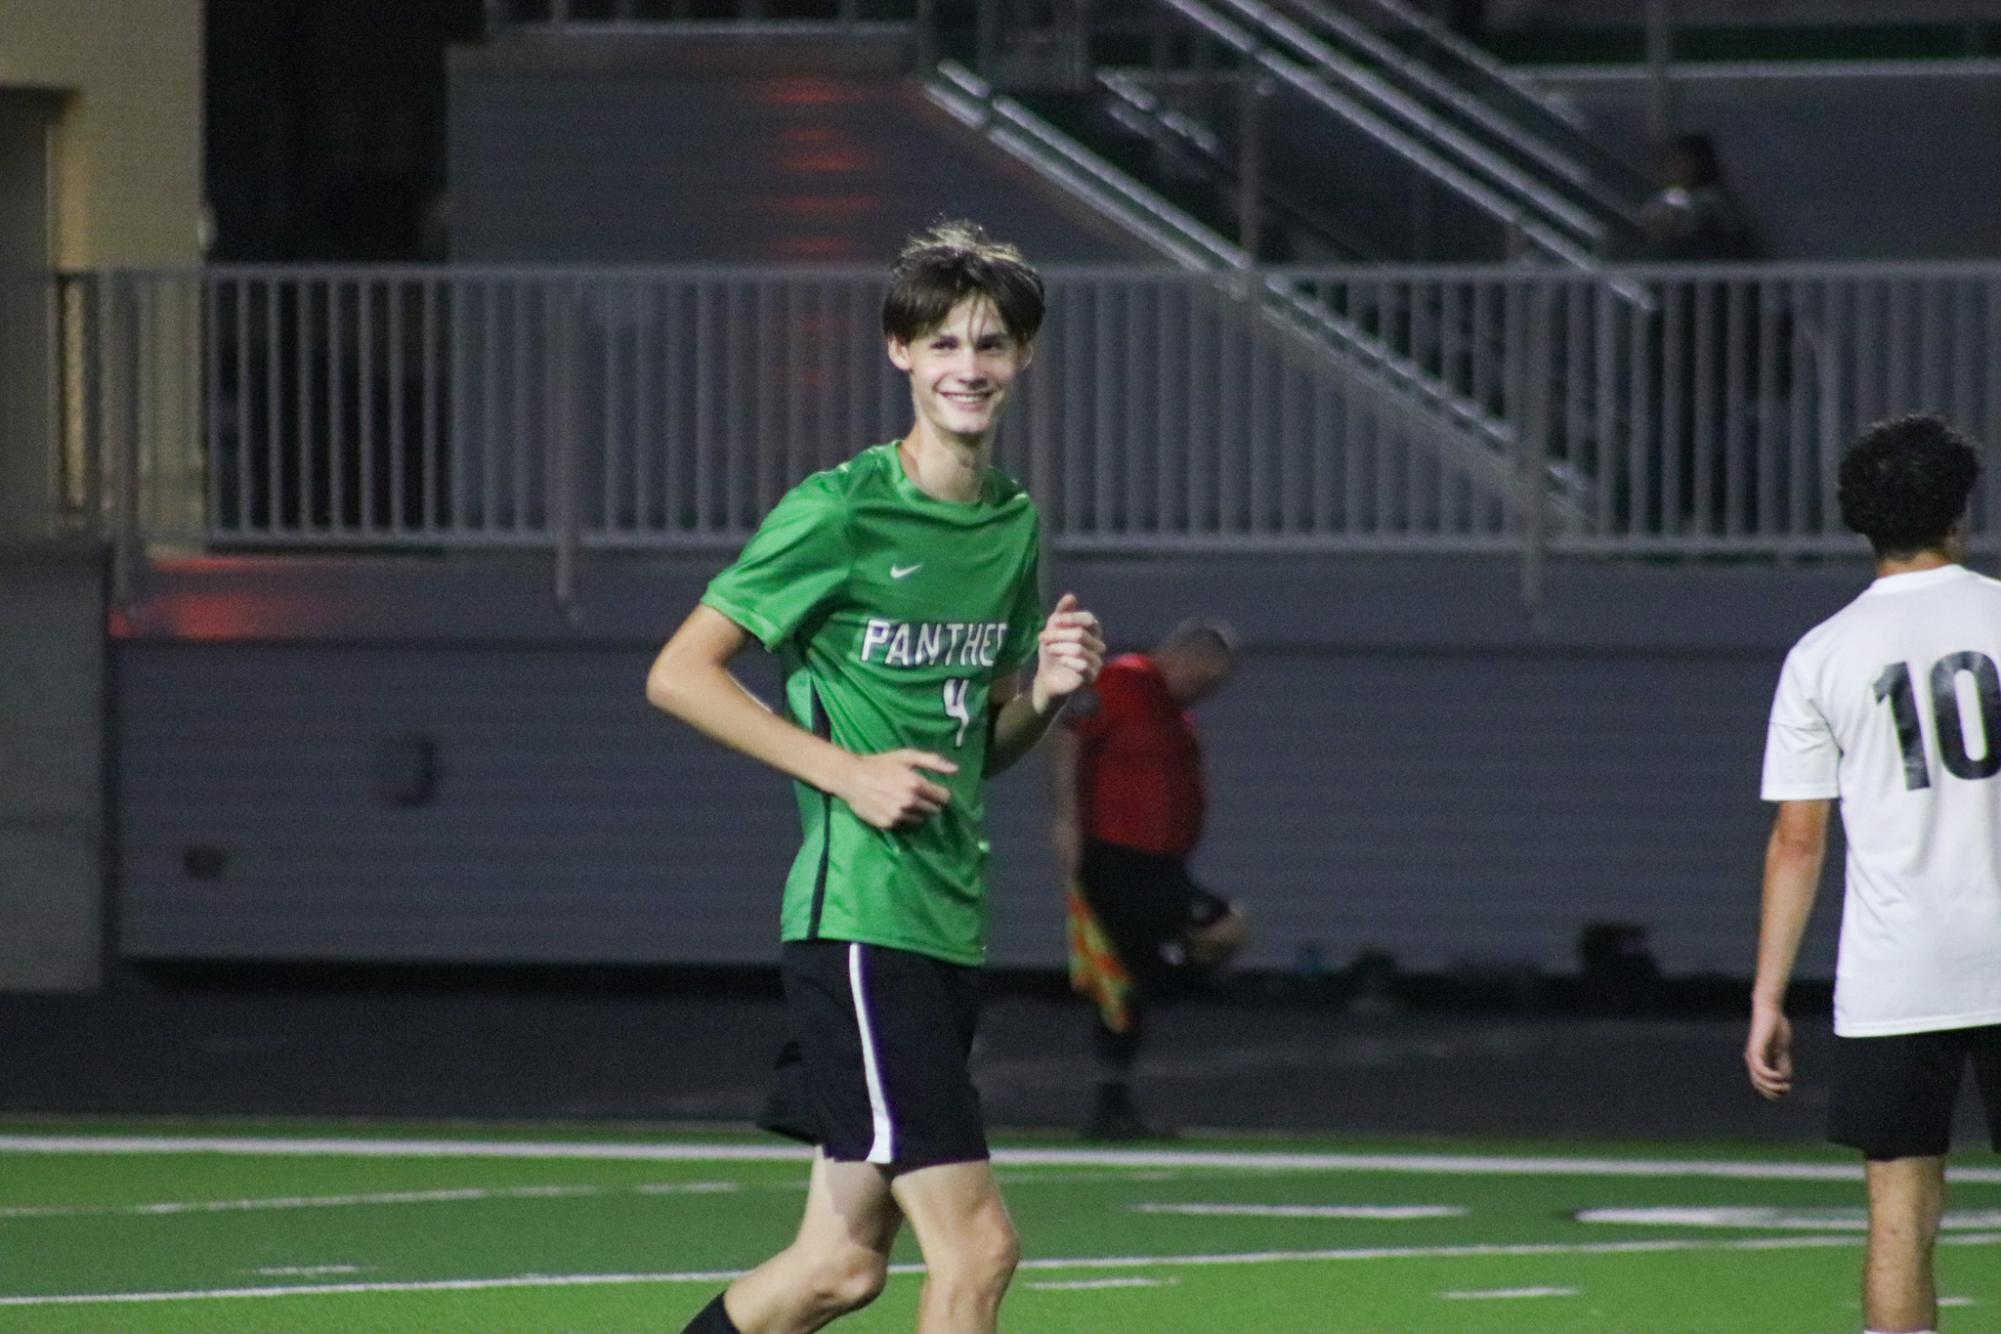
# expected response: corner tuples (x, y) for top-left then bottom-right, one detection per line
(882, 219), (1045, 346)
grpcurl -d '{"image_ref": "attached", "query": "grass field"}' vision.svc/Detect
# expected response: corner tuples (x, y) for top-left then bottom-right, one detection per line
(3, 1121), (1999, 1333)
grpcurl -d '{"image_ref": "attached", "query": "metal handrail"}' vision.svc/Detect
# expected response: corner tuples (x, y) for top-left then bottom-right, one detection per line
(1249, 0), (1648, 222)
(924, 63), (1245, 273)
(1203, 0), (1609, 250)
(920, 65), (1556, 505)
(1099, 0), (1590, 267)
(1343, 0), (1580, 122)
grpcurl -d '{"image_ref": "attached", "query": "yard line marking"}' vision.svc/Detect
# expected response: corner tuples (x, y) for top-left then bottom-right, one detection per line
(998, 1169), (1183, 1185)
(0, 1272), (747, 1307)
(1579, 1206), (2001, 1231)
(8, 1135), (1999, 1183)
(1941, 1296), (1978, 1308)
(0, 1181), (740, 1220)
(251, 1267), (363, 1279)
(1439, 1286), (1579, 1300)
(1134, 1203), (1467, 1220)
(4, 1234), (1998, 1308)
(1026, 1277), (1178, 1291)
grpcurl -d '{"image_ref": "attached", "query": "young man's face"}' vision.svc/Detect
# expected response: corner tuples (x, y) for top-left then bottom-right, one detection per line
(887, 295), (1034, 447)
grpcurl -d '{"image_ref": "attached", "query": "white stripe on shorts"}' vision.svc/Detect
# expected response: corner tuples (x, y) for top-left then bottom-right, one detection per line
(848, 944), (896, 1164)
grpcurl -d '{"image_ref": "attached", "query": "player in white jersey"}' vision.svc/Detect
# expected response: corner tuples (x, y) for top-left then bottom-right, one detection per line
(1749, 414), (2001, 1334)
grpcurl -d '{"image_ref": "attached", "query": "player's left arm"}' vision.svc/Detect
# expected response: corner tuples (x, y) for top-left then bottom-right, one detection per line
(1744, 797), (1832, 1100)
(985, 593), (1104, 776)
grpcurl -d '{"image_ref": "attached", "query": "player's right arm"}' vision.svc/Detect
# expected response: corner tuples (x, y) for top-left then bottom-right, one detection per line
(1744, 797), (1831, 1100)
(646, 605), (957, 830)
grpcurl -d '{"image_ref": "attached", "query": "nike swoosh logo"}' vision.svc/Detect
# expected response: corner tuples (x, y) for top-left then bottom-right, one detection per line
(891, 563), (923, 579)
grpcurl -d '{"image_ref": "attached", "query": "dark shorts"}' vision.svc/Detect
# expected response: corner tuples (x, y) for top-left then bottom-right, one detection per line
(758, 939), (988, 1170)
(1829, 1023), (2001, 1159)
(1077, 840), (1231, 986)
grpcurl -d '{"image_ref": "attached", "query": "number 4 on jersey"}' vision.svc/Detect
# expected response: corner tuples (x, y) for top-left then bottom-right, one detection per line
(1873, 651), (2001, 790)
(942, 678), (974, 747)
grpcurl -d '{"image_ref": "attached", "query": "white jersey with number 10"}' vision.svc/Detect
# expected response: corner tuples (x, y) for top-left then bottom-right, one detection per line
(1762, 564), (2001, 1037)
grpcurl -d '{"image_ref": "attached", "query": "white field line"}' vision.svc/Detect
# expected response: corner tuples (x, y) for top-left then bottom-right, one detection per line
(1025, 1277), (1178, 1291)
(1439, 1286), (1579, 1300)
(1579, 1206), (2001, 1231)
(6, 1135), (1999, 1184)
(0, 1181), (740, 1220)
(4, 1234), (1999, 1309)
(1134, 1203), (1467, 1220)
(0, 1172), (1103, 1224)
(998, 1169), (1183, 1185)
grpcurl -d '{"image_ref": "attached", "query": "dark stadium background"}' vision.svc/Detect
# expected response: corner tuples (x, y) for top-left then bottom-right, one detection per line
(5, 0), (2001, 1147)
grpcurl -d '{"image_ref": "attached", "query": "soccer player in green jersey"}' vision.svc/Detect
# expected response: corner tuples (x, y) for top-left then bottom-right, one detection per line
(648, 221), (1105, 1334)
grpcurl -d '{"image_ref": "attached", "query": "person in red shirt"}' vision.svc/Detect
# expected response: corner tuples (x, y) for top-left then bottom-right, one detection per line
(1049, 619), (1248, 1138)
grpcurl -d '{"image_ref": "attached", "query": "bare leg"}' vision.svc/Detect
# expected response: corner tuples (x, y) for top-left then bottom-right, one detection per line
(721, 1152), (903, 1334)
(1863, 1155), (1945, 1333)
(889, 1160), (1020, 1334)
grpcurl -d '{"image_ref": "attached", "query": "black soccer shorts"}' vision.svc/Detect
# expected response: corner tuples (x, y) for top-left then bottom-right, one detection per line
(759, 939), (988, 1170)
(1077, 839), (1232, 986)
(1829, 1022), (2001, 1159)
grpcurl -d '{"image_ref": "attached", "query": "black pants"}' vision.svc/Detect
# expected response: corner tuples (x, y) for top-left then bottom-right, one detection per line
(1077, 840), (1229, 1077)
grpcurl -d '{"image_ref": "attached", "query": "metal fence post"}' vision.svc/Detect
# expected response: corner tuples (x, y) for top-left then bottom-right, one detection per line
(1238, 73), (1267, 260)
(104, 272), (143, 609)
(1518, 279), (1553, 621)
(554, 278), (582, 619)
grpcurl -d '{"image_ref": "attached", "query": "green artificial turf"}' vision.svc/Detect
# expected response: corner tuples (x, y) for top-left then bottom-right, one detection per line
(1, 1122), (1995, 1333)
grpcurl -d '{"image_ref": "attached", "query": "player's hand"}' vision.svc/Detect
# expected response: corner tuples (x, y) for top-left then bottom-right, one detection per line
(1032, 593), (1104, 714)
(1744, 998), (1793, 1100)
(835, 749), (959, 830)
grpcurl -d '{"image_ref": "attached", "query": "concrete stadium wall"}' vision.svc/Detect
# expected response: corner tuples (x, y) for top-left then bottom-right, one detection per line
(0, 1), (198, 991)
(0, 545), (104, 991)
(446, 33), (1164, 265)
(106, 552), (1882, 981)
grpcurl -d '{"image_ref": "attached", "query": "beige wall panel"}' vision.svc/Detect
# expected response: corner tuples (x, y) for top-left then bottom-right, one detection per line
(0, 0), (202, 266)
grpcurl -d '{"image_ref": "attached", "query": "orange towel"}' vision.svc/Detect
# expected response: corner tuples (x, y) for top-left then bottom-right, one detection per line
(1066, 883), (1133, 1034)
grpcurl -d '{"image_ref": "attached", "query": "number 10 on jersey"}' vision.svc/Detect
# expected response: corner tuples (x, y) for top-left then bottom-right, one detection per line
(1873, 651), (2001, 790)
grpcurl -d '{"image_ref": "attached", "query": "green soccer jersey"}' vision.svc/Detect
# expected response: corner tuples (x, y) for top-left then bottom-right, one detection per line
(700, 442), (1045, 966)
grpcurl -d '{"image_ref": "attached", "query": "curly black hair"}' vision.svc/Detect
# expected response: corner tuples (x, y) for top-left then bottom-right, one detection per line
(1837, 413), (1982, 557)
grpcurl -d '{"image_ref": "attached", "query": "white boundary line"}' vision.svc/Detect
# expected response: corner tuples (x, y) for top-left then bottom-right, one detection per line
(1439, 1286), (1578, 1300)
(1134, 1203), (1468, 1220)
(5, 1135), (1999, 1183)
(4, 1234), (1998, 1308)
(0, 1181), (743, 1220)
(1578, 1205), (2001, 1231)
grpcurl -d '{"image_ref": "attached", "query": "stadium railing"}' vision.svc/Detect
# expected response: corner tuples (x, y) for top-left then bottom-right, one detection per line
(55, 262), (2001, 602)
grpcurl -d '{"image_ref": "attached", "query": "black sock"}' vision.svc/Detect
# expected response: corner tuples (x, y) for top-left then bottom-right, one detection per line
(682, 1292), (743, 1334)
(1092, 1004), (1145, 1075)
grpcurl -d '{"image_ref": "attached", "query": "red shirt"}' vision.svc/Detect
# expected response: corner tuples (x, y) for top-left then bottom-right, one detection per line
(1068, 653), (1205, 856)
